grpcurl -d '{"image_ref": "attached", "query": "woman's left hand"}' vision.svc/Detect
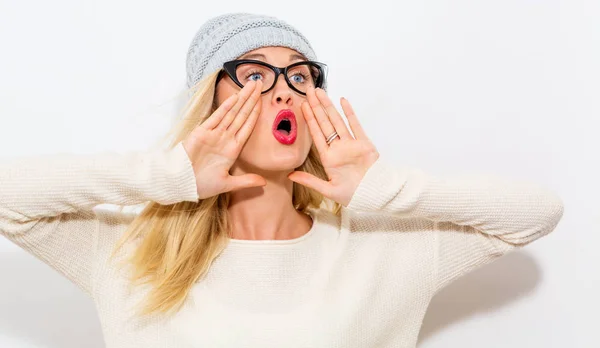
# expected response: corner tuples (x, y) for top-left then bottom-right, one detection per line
(287, 86), (380, 207)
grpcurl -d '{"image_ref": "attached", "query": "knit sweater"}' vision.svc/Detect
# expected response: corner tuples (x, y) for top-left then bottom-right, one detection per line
(0, 141), (564, 348)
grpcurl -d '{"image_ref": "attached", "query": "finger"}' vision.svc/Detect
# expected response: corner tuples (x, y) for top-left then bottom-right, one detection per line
(340, 97), (367, 140)
(229, 80), (262, 134)
(306, 86), (336, 140)
(287, 170), (332, 197)
(301, 101), (328, 153)
(226, 173), (266, 192)
(234, 95), (262, 142)
(315, 88), (352, 139)
(201, 93), (238, 130)
(218, 80), (257, 131)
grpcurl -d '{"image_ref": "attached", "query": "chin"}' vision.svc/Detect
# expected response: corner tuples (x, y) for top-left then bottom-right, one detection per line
(242, 154), (306, 173)
(238, 144), (310, 173)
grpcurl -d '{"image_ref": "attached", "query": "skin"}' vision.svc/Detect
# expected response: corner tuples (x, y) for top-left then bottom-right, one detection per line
(213, 46), (380, 240)
(215, 46), (314, 240)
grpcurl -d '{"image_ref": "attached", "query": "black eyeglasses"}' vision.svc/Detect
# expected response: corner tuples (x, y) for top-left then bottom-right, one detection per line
(217, 59), (328, 96)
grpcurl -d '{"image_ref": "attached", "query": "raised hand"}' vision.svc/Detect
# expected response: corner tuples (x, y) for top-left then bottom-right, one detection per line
(182, 80), (265, 200)
(287, 86), (380, 207)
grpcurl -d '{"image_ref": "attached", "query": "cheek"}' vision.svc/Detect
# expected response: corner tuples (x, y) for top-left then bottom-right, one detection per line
(299, 119), (314, 152)
(239, 111), (270, 151)
(215, 78), (239, 105)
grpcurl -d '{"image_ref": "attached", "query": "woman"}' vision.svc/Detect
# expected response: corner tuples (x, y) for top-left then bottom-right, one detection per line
(0, 12), (564, 348)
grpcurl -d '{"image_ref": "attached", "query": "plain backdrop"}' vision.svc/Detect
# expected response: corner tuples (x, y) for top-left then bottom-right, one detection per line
(0, 0), (596, 347)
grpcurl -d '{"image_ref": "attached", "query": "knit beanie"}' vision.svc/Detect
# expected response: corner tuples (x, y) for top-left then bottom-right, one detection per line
(185, 13), (321, 90)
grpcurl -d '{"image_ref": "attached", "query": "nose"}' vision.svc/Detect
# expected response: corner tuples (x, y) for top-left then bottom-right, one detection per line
(270, 74), (293, 106)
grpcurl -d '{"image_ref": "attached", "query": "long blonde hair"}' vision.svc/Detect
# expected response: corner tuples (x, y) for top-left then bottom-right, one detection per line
(111, 70), (342, 317)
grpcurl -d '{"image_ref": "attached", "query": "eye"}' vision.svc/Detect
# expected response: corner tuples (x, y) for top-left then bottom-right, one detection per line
(245, 70), (264, 81)
(291, 73), (308, 84)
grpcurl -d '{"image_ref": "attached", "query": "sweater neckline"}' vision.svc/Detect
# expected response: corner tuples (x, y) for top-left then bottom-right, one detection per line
(225, 208), (318, 246)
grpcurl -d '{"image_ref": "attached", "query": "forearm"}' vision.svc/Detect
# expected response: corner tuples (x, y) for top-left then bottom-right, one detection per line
(0, 142), (199, 227)
(346, 156), (564, 244)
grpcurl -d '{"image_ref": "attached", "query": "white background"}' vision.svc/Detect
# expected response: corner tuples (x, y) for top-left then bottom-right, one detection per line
(0, 0), (596, 347)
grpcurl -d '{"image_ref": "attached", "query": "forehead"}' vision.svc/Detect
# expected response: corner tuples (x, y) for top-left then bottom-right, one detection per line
(239, 46), (307, 65)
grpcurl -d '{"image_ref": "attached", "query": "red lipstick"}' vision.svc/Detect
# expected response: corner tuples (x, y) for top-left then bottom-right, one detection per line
(272, 109), (297, 145)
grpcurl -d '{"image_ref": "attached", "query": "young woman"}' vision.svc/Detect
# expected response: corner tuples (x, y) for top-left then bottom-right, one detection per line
(0, 12), (564, 348)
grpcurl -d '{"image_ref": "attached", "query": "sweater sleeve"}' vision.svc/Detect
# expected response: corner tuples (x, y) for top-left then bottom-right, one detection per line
(0, 142), (199, 296)
(345, 155), (564, 292)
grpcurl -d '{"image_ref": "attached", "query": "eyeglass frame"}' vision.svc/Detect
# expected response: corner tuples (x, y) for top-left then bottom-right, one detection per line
(216, 59), (328, 96)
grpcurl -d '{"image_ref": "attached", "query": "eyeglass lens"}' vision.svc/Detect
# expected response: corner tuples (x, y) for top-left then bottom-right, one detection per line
(234, 62), (321, 93)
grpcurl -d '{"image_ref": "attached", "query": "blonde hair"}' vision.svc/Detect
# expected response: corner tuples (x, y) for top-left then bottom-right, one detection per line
(111, 70), (342, 317)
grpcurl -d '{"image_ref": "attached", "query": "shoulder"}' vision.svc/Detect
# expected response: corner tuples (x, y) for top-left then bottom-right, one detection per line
(343, 207), (436, 236)
(319, 208), (439, 287)
(309, 206), (438, 258)
(312, 204), (439, 238)
(91, 204), (142, 256)
(93, 203), (143, 226)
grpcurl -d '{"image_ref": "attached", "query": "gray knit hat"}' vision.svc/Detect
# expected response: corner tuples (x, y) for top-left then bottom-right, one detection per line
(185, 13), (320, 89)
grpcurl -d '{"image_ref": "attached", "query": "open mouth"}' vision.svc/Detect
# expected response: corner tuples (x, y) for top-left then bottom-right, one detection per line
(276, 119), (292, 135)
(272, 109), (297, 145)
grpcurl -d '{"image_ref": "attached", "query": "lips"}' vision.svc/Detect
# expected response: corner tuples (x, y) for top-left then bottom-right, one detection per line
(272, 109), (297, 145)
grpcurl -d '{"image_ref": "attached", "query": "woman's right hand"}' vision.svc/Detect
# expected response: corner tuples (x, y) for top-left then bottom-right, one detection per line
(182, 79), (266, 200)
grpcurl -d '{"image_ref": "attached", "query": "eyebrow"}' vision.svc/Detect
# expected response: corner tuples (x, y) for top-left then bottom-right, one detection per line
(240, 53), (308, 63)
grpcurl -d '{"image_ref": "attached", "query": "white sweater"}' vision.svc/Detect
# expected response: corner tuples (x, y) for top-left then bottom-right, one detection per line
(0, 142), (564, 348)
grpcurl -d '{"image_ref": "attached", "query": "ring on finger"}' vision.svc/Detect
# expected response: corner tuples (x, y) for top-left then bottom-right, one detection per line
(326, 131), (339, 145)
